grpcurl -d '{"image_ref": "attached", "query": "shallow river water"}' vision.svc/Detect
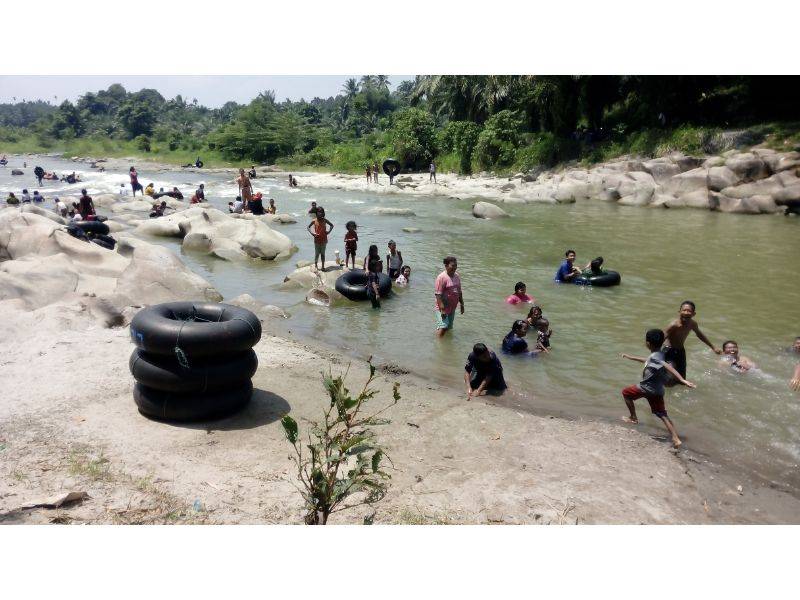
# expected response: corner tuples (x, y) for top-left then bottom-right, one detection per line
(3, 156), (800, 492)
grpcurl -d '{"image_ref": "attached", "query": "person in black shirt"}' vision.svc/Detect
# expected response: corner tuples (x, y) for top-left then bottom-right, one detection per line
(464, 343), (507, 400)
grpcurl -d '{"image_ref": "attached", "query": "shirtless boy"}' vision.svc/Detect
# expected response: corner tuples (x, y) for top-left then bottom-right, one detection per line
(662, 300), (721, 386)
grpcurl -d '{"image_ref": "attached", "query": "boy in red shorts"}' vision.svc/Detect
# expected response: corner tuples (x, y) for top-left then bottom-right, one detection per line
(620, 328), (696, 448)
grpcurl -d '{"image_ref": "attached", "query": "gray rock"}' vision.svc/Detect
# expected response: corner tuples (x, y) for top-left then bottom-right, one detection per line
(721, 174), (785, 199)
(11, 169), (23, 176)
(228, 293), (289, 320)
(472, 201), (509, 219)
(642, 159), (680, 183)
(725, 153), (769, 181)
(707, 166), (741, 192)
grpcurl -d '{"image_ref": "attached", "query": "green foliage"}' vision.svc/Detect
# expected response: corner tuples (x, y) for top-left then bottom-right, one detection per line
(134, 134), (151, 152)
(117, 98), (157, 139)
(475, 110), (522, 169)
(439, 121), (482, 174)
(389, 107), (437, 170)
(280, 360), (399, 525)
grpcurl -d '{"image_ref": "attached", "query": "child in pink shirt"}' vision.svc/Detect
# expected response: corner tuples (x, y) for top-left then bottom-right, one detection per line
(506, 281), (534, 305)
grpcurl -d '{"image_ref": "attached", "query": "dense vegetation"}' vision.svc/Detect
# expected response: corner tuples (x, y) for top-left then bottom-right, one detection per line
(1, 76), (798, 174)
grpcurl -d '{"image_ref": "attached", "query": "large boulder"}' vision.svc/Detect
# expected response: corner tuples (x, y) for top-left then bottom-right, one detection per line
(11, 169), (23, 176)
(642, 158), (681, 183)
(281, 261), (343, 290)
(725, 153), (769, 181)
(667, 152), (703, 172)
(472, 201), (509, 219)
(707, 166), (741, 192)
(763, 151), (800, 173)
(227, 293), (289, 320)
(662, 167), (709, 195)
(617, 171), (656, 206)
(721, 174), (785, 199)
(134, 207), (295, 261)
(666, 189), (714, 209)
(714, 195), (761, 214)
(19, 203), (68, 225)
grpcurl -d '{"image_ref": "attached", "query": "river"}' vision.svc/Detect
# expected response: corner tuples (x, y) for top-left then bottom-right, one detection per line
(3, 155), (800, 493)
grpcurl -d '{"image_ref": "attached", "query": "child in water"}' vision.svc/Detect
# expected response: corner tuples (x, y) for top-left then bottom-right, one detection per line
(506, 281), (534, 305)
(719, 340), (756, 373)
(534, 318), (552, 351)
(663, 300), (721, 386)
(621, 328), (696, 448)
(395, 265), (411, 287)
(365, 244), (382, 309)
(344, 221), (358, 270)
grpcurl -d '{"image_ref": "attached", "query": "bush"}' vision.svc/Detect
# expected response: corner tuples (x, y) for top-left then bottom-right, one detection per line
(515, 132), (578, 170)
(475, 110), (522, 169)
(439, 121), (482, 174)
(389, 108), (437, 170)
(134, 134), (151, 152)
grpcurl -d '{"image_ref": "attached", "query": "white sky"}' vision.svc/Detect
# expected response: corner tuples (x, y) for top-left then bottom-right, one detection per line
(0, 76), (416, 108)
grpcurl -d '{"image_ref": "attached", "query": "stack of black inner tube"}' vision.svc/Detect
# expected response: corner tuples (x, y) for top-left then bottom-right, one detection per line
(129, 302), (261, 421)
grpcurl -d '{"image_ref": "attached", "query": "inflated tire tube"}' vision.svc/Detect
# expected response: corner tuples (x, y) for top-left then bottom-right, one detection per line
(91, 238), (115, 250)
(133, 381), (253, 422)
(195, 160), (204, 168)
(129, 348), (258, 393)
(130, 302), (261, 358)
(334, 269), (392, 301)
(74, 220), (110, 235)
(574, 271), (621, 287)
(382, 158), (401, 177)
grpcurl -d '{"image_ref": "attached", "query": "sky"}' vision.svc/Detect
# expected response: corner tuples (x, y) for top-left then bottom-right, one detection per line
(0, 75), (416, 108)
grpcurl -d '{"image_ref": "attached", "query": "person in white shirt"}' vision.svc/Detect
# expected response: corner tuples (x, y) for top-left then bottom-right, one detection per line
(54, 197), (67, 217)
(228, 197), (244, 214)
(119, 183), (128, 195)
(395, 265), (411, 286)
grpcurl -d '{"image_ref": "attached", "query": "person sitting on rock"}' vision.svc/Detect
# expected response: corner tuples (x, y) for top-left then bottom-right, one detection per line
(144, 183), (155, 197)
(6, 192), (19, 205)
(229, 196), (244, 214)
(249, 192), (265, 215)
(195, 183), (205, 201)
(149, 201), (167, 218)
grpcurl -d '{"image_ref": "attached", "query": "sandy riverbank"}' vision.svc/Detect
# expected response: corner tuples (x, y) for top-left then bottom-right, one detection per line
(1, 179), (799, 524)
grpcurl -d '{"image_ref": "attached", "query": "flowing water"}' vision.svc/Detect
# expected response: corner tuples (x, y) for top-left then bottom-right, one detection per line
(3, 155), (800, 492)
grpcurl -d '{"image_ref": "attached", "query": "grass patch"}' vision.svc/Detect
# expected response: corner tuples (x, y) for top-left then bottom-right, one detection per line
(67, 449), (111, 481)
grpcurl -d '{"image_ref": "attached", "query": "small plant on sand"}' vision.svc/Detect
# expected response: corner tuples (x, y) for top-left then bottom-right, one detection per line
(281, 359), (399, 525)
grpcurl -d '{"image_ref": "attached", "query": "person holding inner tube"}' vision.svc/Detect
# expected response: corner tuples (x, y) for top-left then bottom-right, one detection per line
(554, 249), (582, 283)
(434, 256), (464, 338)
(307, 206), (333, 272)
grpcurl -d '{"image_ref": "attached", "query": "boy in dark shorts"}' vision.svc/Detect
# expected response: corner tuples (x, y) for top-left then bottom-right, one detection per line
(621, 329), (696, 448)
(662, 300), (721, 386)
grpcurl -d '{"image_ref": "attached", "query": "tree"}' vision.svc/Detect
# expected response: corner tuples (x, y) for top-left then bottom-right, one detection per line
(117, 98), (157, 138)
(389, 107), (437, 169)
(281, 360), (399, 525)
(475, 110), (522, 169)
(440, 121), (482, 174)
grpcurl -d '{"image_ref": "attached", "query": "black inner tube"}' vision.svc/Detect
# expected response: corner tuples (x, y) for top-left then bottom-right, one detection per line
(574, 271), (621, 287)
(382, 159), (401, 177)
(335, 269), (392, 301)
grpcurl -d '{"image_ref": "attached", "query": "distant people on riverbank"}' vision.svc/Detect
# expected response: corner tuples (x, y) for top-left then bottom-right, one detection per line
(32, 190), (44, 203)
(621, 328), (696, 448)
(248, 166), (257, 178)
(435, 256), (464, 338)
(365, 244), (383, 309)
(267, 198), (277, 214)
(21, 189), (31, 203)
(237, 168), (253, 210)
(228, 196), (244, 214)
(464, 343), (507, 400)
(386, 240), (403, 279)
(129, 166), (143, 196)
(249, 192), (265, 215)
(119, 183), (127, 196)
(366, 164), (372, 183)
(6, 192), (19, 205)
(719, 340), (756, 373)
(663, 300), (721, 386)
(344, 220), (358, 269)
(308, 206), (333, 271)
(78, 189), (95, 219)
(506, 281), (534, 305)
(55, 197), (67, 217)
(373, 161), (380, 183)
(429, 161), (437, 183)
(34, 165), (44, 185)
(195, 183), (205, 201)
(289, 174), (298, 187)
(554, 249), (582, 283)
(395, 265), (411, 287)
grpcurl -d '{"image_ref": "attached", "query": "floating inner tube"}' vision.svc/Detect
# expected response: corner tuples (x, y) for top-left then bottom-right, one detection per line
(74, 220), (109, 235)
(90, 237), (115, 250)
(130, 302), (262, 358)
(335, 269), (392, 301)
(0, 159), (8, 165)
(34, 166), (44, 177)
(574, 271), (621, 287)
(133, 381), (252, 422)
(382, 158), (401, 177)
(195, 160), (204, 168)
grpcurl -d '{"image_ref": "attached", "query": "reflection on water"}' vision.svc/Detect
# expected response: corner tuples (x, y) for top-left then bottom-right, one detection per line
(3, 155), (800, 490)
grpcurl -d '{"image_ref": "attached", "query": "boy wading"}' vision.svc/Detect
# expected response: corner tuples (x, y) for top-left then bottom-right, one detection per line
(434, 256), (464, 337)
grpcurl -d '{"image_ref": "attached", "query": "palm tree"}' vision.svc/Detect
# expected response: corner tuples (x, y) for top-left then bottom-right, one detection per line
(359, 75), (376, 89)
(341, 78), (360, 100)
(375, 75), (390, 90)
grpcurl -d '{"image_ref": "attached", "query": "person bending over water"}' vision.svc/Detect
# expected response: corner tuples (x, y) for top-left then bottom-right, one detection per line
(719, 340), (756, 373)
(554, 249), (582, 283)
(506, 281), (534, 305)
(464, 343), (507, 400)
(621, 328), (696, 448)
(434, 256), (464, 338)
(662, 300), (721, 386)
(307, 206), (333, 271)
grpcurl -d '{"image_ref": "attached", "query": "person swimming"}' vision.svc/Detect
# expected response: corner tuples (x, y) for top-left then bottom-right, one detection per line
(506, 281), (534, 305)
(719, 340), (756, 373)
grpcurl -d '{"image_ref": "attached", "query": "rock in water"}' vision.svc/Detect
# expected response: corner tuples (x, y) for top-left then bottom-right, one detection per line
(472, 201), (509, 219)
